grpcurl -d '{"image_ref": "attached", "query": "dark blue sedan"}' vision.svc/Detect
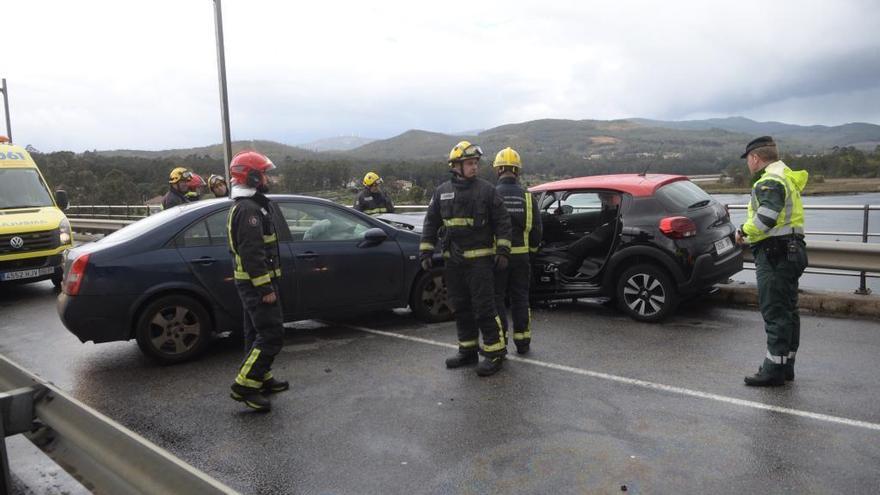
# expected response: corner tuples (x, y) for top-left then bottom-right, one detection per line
(57, 195), (451, 363)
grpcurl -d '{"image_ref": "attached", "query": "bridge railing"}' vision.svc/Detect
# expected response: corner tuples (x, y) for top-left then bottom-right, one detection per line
(727, 204), (880, 294)
(0, 354), (237, 494)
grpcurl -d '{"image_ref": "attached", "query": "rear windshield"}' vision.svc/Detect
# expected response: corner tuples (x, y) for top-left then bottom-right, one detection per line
(0, 168), (54, 209)
(655, 180), (713, 211)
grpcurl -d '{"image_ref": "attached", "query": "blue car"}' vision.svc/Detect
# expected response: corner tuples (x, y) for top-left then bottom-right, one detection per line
(57, 196), (451, 363)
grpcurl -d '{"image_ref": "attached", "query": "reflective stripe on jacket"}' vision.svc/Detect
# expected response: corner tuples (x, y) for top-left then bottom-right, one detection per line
(496, 176), (542, 255)
(354, 188), (395, 215)
(744, 161), (808, 244)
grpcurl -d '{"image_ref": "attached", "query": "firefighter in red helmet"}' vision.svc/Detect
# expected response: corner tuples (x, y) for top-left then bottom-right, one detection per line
(226, 150), (288, 412)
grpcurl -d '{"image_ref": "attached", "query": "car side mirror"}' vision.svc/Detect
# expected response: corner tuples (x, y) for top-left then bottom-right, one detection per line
(359, 227), (388, 247)
(55, 190), (69, 210)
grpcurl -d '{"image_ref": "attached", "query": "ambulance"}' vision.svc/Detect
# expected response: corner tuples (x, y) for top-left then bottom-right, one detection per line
(0, 137), (73, 286)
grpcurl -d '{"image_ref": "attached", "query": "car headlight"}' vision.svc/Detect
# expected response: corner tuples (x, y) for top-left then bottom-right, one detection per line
(59, 218), (72, 245)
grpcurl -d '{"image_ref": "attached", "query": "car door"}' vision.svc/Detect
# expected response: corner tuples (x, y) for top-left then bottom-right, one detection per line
(276, 200), (404, 314)
(557, 191), (605, 240)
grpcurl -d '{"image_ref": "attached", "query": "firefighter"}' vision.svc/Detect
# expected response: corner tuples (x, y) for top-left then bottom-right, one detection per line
(162, 167), (192, 209)
(227, 151), (288, 411)
(208, 174), (228, 198)
(185, 173), (205, 201)
(493, 147), (542, 354)
(736, 136), (809, 387)
(354, 172), (395, 215)
(420, 141), (512, 376)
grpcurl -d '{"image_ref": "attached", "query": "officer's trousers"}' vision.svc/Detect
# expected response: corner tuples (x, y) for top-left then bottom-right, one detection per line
(446, 257), (506, 357)
(494, 253), (531, 346)
(755, 240), (807, 357)
(234, 280), (284, 389)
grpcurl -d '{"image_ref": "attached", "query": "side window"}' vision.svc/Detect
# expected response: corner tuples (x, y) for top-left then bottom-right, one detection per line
(205, 210), (230, 246)
(560, 192), (601, 213)
(278, 202), (372, 242)
(179, 220), (211, 248)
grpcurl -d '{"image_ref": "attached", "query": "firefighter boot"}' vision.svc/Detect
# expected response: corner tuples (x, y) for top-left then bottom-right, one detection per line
(230, 384), (271, 411)
(445, 351), (479, 369)
(744, 359), (785, 387)
(261, 377), (290, 394)
(515, 342), (530, 355)
(476, 356), (504, 377)
(784, 356), (795, 381)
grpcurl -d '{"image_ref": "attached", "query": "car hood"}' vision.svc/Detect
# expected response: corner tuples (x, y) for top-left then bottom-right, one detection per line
(376, 213), (426, 234)
(0, 206), (65, 234)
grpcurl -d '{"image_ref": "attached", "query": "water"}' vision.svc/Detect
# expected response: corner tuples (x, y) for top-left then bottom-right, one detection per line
(711, 192), (880, 293)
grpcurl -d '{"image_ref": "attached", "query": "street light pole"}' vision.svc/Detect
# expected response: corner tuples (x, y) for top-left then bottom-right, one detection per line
(1, 79), (12, 142)
(212, 0), (233, 195)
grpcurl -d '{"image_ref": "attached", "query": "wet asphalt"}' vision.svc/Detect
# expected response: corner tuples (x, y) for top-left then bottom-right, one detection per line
(1, 281), (879, 494)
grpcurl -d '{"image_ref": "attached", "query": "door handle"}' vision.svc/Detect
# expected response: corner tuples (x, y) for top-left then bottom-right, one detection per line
(190, 257), (217, 265)
(296, 252), (318, 260)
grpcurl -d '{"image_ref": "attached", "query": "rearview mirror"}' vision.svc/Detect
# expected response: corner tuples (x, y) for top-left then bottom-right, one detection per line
(55, 190), (69, 210)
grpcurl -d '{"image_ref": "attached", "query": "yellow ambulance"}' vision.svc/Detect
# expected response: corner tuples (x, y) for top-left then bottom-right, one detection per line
(0, 137), (73, 286)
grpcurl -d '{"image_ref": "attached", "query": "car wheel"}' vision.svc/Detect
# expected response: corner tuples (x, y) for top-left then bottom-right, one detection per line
(410, 269), (453, 323)
(135, 294), (213, 364)
(616, 264), (678, 322)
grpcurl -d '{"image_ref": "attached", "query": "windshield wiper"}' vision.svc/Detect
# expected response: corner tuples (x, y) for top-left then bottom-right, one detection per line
(687, 199), (711, 209)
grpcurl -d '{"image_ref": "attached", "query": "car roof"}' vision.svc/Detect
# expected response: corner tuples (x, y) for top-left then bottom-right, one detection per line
(528, 174), (688, 197)
(178, 194), (338, 211)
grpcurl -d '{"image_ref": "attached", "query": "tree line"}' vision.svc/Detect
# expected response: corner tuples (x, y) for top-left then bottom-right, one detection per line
(31, 145), (880, 206)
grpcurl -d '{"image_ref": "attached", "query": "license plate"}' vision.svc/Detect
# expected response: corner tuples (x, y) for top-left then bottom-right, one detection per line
(1, 267), (54, 281)
(714, 237), (734, 255)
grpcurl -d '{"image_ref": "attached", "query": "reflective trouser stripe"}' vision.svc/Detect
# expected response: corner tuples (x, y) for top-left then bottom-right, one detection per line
(495, 239), (511, 248)
(480, 317), (506, 353)
(766, 351), (787, 364)
(510, 246), (530, 254)
(236, 349), (263, 388)
(513, 308), (532, 341)
(363, 207), (388, 215)
(459, 340), (478, 348)
(788, 351), (796, 359)
(264, 372), (273, 380)
(419, 242), (435, 251)
(263, 233), (277, 243)
(251, 273), (272, 287)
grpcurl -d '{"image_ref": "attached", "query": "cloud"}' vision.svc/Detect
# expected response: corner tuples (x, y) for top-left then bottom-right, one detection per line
(4, 0), (879, 151)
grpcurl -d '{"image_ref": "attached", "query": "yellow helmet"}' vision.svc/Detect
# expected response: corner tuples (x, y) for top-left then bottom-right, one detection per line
(493, 147), (522, 170)
(448, 141), (483, 166)
(363, 172), (382, 187)
(168, 167), (193, 184)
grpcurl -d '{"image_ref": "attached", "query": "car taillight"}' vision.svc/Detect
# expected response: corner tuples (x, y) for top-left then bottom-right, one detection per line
(659, 216), (697, 239)
(63, 253), (90, 296)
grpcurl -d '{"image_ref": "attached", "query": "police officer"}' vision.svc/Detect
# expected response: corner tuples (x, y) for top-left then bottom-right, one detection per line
(227, 151), (289, 411)
(736, 136), (809, 387)
(493, 147), (542, 354)
(420, 141), (512, 376)
(354, 172), (395, 215)
(162, 167), (192, 209)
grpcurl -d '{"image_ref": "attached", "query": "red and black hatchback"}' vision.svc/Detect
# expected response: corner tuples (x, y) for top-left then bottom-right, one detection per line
(528, 174), (743, 321)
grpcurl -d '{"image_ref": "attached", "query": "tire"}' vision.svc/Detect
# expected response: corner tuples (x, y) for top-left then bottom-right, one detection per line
(51, 269), (63, 288)
(616, 264), (678, 322)
(410, 269), (454, 323)
(135, 294), (213, 364)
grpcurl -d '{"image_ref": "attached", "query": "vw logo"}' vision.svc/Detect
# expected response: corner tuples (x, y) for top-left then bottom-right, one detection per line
(9, 236), (24, 249)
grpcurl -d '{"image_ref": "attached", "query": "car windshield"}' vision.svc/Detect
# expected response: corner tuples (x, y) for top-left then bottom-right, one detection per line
(0, 168), (54, 209)
(656, 180), (713, 212)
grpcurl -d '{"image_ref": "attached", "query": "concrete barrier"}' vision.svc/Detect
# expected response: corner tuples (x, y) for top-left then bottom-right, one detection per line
(712, 282), (880, 319)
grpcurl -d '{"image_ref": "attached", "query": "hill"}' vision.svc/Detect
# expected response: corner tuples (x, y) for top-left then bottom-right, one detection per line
(96, 139), (319, 161)
(299, 135), (376, 152)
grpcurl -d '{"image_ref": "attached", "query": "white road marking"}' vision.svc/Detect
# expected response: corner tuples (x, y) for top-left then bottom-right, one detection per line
(336, 323), (880, 432)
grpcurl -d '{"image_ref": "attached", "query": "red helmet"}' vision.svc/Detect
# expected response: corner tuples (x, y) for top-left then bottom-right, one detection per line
(229, 151), (275, 187)
(187, 173), (205, 191)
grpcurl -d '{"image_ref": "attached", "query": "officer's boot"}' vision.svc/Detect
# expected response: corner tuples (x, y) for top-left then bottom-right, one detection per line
(445, 351), (478, 369)
(261, 377), (290, 394)
(230, 384), (271, 411)
(514, 339), (530, 355)
(784, 355), (795, 381)
(744, 358), (785, 387)
(476, 356), (504, 377)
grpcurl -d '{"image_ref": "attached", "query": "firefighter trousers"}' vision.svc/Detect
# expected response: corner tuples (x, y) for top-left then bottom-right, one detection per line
(494, 253), (531, 346)
(446, 257), (506, 357)
(234, 280), (284, 389)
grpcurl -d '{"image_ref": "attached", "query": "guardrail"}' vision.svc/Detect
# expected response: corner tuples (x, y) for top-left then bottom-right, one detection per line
(0, 354), (238, 494)
(727, 204), (879, 294)
(66, 204), (161, 220)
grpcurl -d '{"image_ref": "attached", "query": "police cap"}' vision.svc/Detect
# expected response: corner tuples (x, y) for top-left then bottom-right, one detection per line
(741, 136), (776, 159)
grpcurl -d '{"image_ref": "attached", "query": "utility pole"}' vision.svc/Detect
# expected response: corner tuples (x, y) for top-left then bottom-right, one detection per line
(212, 0), (233, 195)
(1, 79), (11, 142)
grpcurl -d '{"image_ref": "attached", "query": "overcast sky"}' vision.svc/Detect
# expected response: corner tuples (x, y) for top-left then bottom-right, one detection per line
(5, 0), (880, 152)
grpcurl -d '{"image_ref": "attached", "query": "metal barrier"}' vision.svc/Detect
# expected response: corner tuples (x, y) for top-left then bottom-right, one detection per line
(728, 204), (880, 294)
(66, 204), (161, 220)
(0, 355), (238, 494)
